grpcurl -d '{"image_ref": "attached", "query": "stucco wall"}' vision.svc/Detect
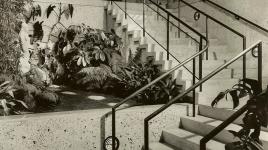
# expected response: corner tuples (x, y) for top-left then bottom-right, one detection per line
(0, 104), (188, 150)
(32, 0), (106, 42)
(178, 0), (268, 85)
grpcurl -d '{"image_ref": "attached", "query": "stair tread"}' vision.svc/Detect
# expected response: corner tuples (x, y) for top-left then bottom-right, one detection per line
(149, 142), (177, 150)
(198, 104), (268, 132)
(163, 128), (225, 150)
(181, 115), (268, 144)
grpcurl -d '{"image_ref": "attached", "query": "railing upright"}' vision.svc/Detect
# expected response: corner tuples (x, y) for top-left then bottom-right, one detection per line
(205, 16), (208, 60)
(199, 37), (203, 91)
(192, 58), (196, 117)
(143, 0), (145, 36)
(243, 37), (247, 80)
(112, 108), (116, 150)
(167, 14), (170, 60)
(125, 0), (127, 19)
(177, 0), (181, 38)
(258, 42), (263, 88)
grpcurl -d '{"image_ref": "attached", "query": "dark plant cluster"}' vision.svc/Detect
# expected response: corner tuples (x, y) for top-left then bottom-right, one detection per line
(212, 78), (267, 150)
(0, 74), (60, 116)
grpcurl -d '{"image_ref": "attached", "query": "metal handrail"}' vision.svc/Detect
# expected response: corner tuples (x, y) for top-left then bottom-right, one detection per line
(144, 40), (262, 149)
(175, 0), (248, 78)
(110, 0), (210, 149)
(180, 0), (244, 38)
(148, 0), (206, 39)
(203, 0), (268, 34)
(200, 90), (266, 150)
(144, 2), (200, 44)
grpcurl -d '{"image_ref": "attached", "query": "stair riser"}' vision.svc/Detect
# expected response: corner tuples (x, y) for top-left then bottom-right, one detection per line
(180, 117), (268, 149)
(180, 117), (240, 144)
(162, 131), (208, 150)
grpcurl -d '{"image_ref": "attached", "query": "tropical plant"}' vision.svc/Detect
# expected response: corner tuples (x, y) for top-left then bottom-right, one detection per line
(211, 78), (267, 150)
(0, 74), (60, 116)
(115, 50), (184, 104)
(45, 3), (74, 43)
(46, 24), (123, 86)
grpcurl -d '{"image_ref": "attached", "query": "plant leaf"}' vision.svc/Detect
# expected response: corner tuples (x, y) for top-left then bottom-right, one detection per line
(229, 90), (239, 109)
(211, 91), (227, 107)
(14, 100), (29, 109)
(77, 57), (82, 66)
(100, 52), (106, 62)
(47, 5), (56, 18)
(82, 57), (87, 67)
(242, 78), (262, 95)
(68, 4), (74, 18)
(36, 5), (42, 16)
(0, 81), (10, 88)
(233, 83), (252, 98)
(228, 130), (238, 137)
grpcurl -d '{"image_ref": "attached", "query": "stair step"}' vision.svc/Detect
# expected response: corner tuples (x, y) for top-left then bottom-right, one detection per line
(148, 142), (176, 150)
(162, 128), (225, 150)
(198, 104), (268, 132)
(180, 115), (268, 149)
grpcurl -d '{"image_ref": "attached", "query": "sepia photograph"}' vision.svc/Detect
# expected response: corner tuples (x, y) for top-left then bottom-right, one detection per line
(0, 0), (267, 149)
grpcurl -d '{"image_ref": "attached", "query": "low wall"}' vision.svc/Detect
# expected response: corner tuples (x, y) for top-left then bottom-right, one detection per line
(0, 104), (189, 150)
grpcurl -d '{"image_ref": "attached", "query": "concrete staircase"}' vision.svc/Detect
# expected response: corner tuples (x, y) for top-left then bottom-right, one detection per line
(148, 105), (268, 150)
(106, 2), (264, 150)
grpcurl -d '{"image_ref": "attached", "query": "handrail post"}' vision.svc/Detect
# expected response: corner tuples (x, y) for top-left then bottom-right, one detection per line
(199, 37), (203, 91)
(192, 58), (196, 117)
(258, 42), (262, 88)
(143, 0), (145, 37)
(144, 121), (149, 150)
(177, 0), (181, 38)
(157, 0), (159, 20)
(112, 108), (116, 150)
(205, 16), (208, 60)
(242, 37), (247, 79)
(167, 14), (170, 60)
(125, 0), (127, 19)
(200, 142), (206, 150)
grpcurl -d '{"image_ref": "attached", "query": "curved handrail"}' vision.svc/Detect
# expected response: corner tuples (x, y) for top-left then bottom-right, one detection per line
(143, 40), (262, 149)
(203, 0), (268, 34)
(200, 90), (267, 150)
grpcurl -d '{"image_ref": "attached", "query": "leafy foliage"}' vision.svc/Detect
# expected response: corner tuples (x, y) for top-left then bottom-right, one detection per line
(0, 74), (60, 115)
(115, 52), (183, 104)
(45, 24), (123, 85)
(211, 78), (260, 109)
(211, 78), (267, 149)
(74, 64), (119, 91)
(0, 0), (32, 75)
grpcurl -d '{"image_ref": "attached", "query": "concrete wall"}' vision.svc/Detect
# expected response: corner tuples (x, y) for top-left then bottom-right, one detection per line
(32, 0), (106, 42)
(0, 104), (188, 150)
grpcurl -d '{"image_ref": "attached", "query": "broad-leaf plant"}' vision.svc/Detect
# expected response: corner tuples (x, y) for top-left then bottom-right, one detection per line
(212, 78), (268, 150)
